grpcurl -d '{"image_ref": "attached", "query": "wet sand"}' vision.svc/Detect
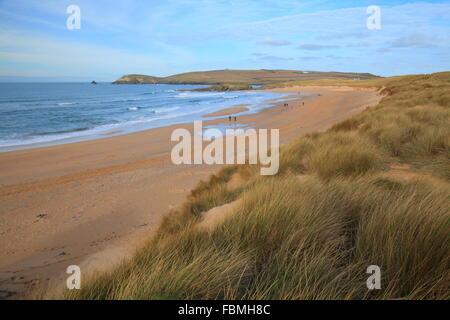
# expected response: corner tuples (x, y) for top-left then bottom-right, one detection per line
(0, 86), (382, 298)
(202, 106), (249, 118)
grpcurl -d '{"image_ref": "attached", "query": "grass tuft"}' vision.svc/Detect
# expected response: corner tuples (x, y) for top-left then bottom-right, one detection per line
(49, 72), (450, 300)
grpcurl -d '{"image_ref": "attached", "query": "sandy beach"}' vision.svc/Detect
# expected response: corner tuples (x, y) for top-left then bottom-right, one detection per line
(202, 105), (250, 118)
(0, 86), (382, 298)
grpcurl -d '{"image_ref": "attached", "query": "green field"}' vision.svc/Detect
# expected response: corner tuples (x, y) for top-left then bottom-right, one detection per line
(112, 69), (378, 85)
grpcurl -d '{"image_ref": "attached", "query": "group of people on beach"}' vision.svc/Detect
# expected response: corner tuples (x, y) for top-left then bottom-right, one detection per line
(227, 97), (307, 120)
(282, 101), (305, 111)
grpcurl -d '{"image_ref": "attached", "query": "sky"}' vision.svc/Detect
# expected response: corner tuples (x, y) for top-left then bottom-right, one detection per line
(0, 0), (449, 81)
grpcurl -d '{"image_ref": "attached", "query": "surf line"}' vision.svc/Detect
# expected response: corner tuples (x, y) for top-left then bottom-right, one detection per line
(170, 121), (279, 175)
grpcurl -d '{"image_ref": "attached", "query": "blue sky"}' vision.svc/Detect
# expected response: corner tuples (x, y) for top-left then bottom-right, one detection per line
(0, 0), (449, 81)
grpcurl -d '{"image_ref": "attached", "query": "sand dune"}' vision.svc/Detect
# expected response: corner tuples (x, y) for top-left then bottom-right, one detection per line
(0, 86), (382, 298)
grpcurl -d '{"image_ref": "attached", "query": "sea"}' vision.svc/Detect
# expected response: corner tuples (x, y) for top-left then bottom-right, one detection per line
(0, 83), (290, 152)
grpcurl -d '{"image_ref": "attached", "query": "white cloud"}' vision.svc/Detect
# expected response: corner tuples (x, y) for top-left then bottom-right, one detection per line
(258, 38), (292, 46)
(0, 1), (449, 78)
(217, 2), (450, 47)
(0, 28), (170, 78)
(252, 53), (293, 61)
(388, 34), (449, 48)
(298, 44), (340, 50)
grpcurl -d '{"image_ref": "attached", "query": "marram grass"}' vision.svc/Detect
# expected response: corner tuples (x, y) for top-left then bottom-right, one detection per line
(44, 72), (450, 300)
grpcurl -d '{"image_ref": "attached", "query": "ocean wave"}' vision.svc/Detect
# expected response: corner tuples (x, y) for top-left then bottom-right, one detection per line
(0, 102), (246, 148)
(152, 106), (180, 113)
(0, 85), (292, 151)
(120, 98), (142, 102)
(0, 111), (186, 148)
(35, 127), (91, 136)
(0, 97), (61, 104)
(174, 92), (226, 98)
(0, 122), (125, 148)
(56, 98), (144, 106)
(101, 98), (144, 103)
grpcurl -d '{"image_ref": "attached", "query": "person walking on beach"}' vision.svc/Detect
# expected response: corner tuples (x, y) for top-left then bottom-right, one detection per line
(234, 116), (237, 121)
(228, 116), (232, 121)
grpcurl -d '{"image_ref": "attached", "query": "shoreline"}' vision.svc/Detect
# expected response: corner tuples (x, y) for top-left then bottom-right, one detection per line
(0, 91), (288, 154)
(201, 105), (250, 118)
(0, 86), (382, 298)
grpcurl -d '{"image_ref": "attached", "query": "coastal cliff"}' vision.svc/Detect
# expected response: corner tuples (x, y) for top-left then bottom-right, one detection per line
(113, 74), (161, 84)
(113, 69), (379, 85)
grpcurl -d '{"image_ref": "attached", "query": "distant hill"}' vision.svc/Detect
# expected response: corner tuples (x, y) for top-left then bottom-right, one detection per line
(113, 69), (379, 85)
(113, 74), (161, 84)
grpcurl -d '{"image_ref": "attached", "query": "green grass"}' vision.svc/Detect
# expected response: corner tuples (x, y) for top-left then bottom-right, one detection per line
(304, 132), (383, 180)
(192, 83), (253, 91)
(53, 72), (450, 300)
(114, 69), (378, 85)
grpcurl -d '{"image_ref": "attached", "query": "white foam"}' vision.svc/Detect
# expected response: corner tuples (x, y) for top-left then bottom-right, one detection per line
(174, 92), (226, 98)
(152, 106), (180, 113)
(1, 86), (293, 151)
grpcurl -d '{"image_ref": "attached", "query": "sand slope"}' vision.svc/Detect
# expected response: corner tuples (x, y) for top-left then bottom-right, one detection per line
(0, 86), (382, 298)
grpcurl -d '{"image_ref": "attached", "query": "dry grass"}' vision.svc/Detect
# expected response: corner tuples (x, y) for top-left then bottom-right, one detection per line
(56, 72), (449, 300)
(304, 132), (383, 180)
(115, 69), (378, 85)
(63, 175), (449, 300)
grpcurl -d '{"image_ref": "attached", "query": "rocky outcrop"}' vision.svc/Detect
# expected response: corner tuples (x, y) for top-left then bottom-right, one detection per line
(191, 83), (252, 92)
(113, 74), (160, 84)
